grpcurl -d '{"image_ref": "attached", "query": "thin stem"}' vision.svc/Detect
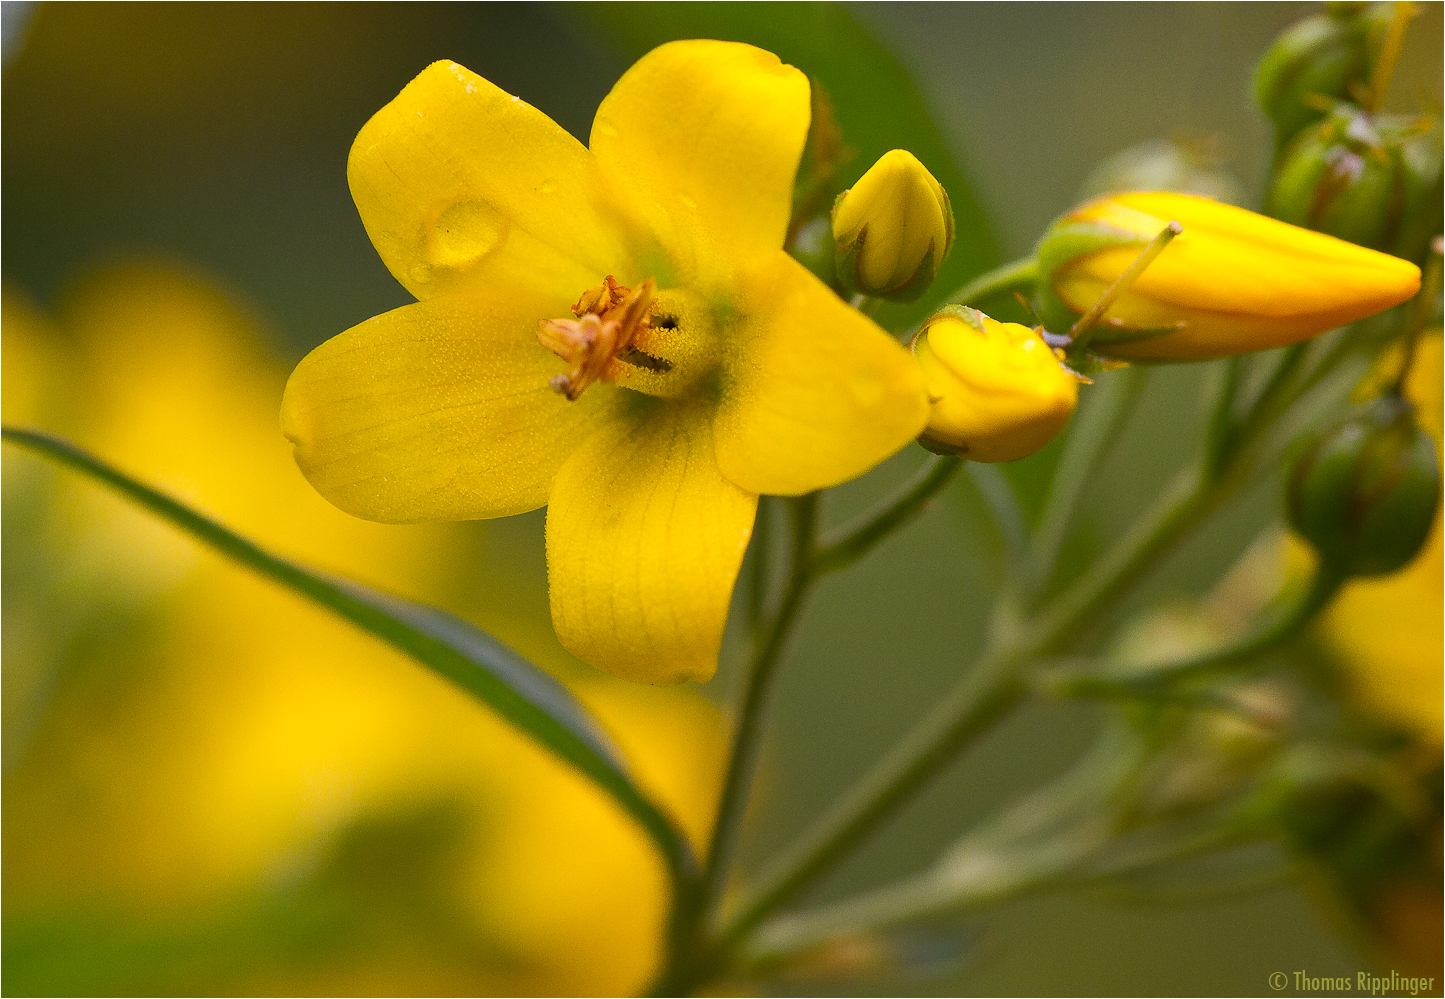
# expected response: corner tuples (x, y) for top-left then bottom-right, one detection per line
(1028, 464), (1210, 655)
(1023, 365), (1149, 603)
(746, 497), (771, 632)
(1366, 1), (1415, 115)
(700, 494), (819, 922)
(1045, 565), (1346, 700)
(1069, 222), (1182, 354)
(718, 651), (1026, 949)
(742, 728), (1142, 965)
(964, 462), (1029, 567)
(943, 256), (1039, 308)
(1030, 356), (1243, 653)
(813, 456), (963, 575)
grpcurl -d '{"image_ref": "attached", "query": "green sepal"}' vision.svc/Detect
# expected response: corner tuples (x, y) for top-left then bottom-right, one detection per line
(834, 220), (945, 305)
(833, 213), (866, 298)
(1031, 216), (1147, 342)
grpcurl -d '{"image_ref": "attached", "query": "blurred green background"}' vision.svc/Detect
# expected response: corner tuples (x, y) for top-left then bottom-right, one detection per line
(3, 3), (1440, 995)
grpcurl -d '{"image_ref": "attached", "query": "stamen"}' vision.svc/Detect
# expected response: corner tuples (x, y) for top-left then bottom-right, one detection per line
(539, 276), (657, 400)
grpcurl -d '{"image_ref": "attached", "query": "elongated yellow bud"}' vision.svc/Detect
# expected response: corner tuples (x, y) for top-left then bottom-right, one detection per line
(912, 307), (1078, 462)
(1035, 192), (1421, 361)
(833, 149), (954, 303)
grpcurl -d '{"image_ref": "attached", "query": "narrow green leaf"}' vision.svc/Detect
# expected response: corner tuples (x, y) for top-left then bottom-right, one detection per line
(571, 0), (1000, 329)
(1, 426), (698, 887)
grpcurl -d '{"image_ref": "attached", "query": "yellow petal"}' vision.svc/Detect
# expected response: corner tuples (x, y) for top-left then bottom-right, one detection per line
(590, 40), (810, 286)
(349, 60), (643, 302)
(546, 397), (756, 685)
(714, 253), (930, 496)
(282, 288), (610, 523)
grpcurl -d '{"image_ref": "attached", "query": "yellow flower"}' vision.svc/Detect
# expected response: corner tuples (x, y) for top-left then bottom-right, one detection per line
(281, 42), (929, 685)
(832, 149), (954, 302)
(1037, 191), (1421, 360)
(912, 307), (1079, 462)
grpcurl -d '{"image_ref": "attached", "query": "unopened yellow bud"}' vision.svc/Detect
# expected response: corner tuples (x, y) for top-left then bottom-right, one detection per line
(1035, 192), (1421, 361)
(833, 149), (954, 303)
(912, 307), (1078, 462)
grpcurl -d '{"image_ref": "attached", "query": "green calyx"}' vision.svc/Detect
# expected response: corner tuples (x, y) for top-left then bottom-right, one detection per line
(1287, 393), (1441, 578)
(1030, 216), (1181, 349)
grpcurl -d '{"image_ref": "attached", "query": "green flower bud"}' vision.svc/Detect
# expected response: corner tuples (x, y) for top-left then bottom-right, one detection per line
(832, 149), (954, 303)
(1268, 105), (1441, 256)
(1287, 394), (1441, 577)
(1078, 138), (1245, 206)
(1253, 3), (1393, 148)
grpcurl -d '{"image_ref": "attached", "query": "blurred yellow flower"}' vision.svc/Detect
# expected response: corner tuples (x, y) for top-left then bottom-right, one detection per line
(912, 307), (1078, 462)
(833, 148), (954, 302)
(281, 42), (929, 685)
(2, 267), (726, 996)
(1038, 191), (1421, 360)
(1311, 333), (1444, 743)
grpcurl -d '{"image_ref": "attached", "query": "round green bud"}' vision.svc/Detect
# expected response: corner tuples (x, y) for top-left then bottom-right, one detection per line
(1269, 107), (1443, 258)
(1253, 3), (1392, 148)
(1077, 138), (1245, 206)
(1287, 394), (1441, 578)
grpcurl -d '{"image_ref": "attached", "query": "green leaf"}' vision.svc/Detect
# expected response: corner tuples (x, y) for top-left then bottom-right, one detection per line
(0, 426), (698, 888)
(570, 0), (999, 330)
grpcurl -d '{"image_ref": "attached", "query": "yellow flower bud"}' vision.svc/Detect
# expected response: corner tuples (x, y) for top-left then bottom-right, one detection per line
(912, 307), (1078, 462)
(833, 149), (954, 303)
(1035, 192), (1421, 361)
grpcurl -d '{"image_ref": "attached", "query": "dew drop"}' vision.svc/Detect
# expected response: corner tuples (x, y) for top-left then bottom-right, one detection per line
(427, 200), (507, 270)
(540, 179), (558, 195)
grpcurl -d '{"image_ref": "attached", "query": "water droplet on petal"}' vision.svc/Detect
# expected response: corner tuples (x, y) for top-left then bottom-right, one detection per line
(426, 199), (507, 271)
(540, 179), (557, 195)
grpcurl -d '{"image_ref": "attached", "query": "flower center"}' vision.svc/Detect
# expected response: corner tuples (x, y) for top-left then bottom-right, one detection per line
(538, 277), (717, 401)
(537, 276), (657, 401)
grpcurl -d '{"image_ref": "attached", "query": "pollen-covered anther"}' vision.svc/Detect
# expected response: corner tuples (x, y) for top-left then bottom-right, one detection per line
(539, 276), (656, 400)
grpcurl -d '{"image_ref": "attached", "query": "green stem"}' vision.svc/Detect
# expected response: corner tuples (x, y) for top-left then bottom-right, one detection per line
(1023, 365), (1149, 603)
(716, 360), (1256, 962)
(964, 462), (1029, 566)
(813, 456), (963, 575)
(746, 497), (771, 632)
(1028, 464), (1209, 654)
(718, 652), (1026, 950)
(1045, 564), (1346, 700)
(741, 728), (1141, 966)
(1030, 357), (1244, 653)
(943, 256), (1039, 308)
(700, 494), (819, 922)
